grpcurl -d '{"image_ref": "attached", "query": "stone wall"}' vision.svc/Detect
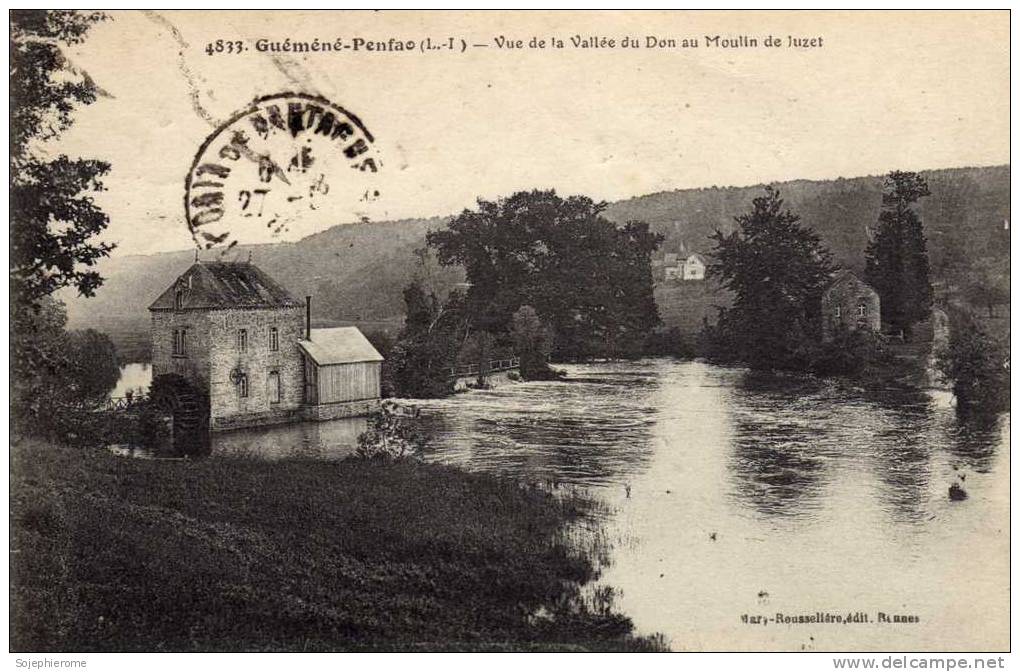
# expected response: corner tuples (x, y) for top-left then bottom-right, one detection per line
(205, 306), (306, 431)
(211, 406), (305, 432)
(150, 310), (212, 388)
(152, 304), (388, 431)
(302, 398), (381, 422)
(821, 275), (881, 340)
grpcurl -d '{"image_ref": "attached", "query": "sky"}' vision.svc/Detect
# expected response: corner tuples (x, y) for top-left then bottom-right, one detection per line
(50, 10), (1009, 257)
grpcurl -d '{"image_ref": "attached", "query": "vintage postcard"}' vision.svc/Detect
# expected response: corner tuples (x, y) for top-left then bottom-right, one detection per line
(8, 9), (1010, 657)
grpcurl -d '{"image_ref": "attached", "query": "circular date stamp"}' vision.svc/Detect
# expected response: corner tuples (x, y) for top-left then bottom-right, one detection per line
(184, 92), (381, 251)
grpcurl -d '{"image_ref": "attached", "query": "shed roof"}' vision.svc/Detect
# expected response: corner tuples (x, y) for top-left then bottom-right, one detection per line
(298, 327), (384, 366)
(149, 262), (301, 311)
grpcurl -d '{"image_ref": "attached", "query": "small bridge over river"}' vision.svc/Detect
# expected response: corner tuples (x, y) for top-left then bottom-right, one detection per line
(100, 393), (149, 412)
(449, 356), (520, 391)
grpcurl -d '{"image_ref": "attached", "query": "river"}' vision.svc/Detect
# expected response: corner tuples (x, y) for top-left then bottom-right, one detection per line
(112, 359), (1010, 651)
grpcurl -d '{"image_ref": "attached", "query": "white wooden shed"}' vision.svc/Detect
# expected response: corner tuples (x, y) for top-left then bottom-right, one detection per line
(298, 327), (384, 420)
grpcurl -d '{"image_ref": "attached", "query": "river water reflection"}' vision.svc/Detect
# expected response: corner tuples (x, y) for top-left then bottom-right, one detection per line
(113, 358), (1009, 650)
(407, 360), (1009, 651)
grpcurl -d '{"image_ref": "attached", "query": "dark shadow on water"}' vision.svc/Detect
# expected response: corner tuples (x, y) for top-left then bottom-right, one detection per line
(867, 397), (1004, 521)
(945, 411), (1004, 474)
(725, 371), (832, 517)
(737, 369), (828, 396)
(868, 422), (934, 524)
(726, 367), (1007, 524)
(728, 423), (829, 518)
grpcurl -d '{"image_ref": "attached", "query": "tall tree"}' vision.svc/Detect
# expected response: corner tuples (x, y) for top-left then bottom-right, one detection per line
(864, 171), (934, 338)
(387, 281), (467, 398)
(10, 10), (114, 429)
(11, 10), (113, 306)
(427, 190), (662, 359)
(708, 186), (835, 370)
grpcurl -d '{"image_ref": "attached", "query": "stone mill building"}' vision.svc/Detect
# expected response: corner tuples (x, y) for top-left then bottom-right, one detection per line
(820, 270), (881, 340)
(149, 260), (383, 432)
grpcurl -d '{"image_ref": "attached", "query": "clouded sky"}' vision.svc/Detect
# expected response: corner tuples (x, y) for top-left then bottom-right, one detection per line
(52, 10), (1009, 257)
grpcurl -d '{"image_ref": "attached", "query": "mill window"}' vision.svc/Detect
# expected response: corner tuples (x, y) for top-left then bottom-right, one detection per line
(857, 304), (867, 317)
(174, 288), (185, 310)
(237, 374), (249, 398)
(237, 329), (248, 352)
(269, 327), (279, 352)
(834, 306), (841, 318)
(172, 328), (188, 357)
(268, 371), (281, 404)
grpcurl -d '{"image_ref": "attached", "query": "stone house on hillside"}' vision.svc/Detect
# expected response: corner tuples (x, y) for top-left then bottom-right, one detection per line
(821, 270), (881, 340)
(149, 261), (382, 431)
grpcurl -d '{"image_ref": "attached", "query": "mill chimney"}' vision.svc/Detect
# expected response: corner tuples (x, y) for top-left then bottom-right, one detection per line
(305, 296), (312, 340)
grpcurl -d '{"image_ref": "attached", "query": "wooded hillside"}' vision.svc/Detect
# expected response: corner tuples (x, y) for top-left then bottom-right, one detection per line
(62, 165), (1009, 360)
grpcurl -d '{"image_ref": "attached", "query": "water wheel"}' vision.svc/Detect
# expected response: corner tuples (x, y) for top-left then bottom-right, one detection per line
(150, 373), (210, 455)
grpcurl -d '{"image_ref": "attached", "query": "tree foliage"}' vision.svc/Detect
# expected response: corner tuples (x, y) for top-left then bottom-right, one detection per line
(11, 9), (114, 307)
(963, 257), (1010, 318)
(386, 281), (468, 398)
(510, 305), (556, 379)
(354, 401), (428, 460)
(426, 190), (662, 360)
(936, 313), (1009, 413)
(458, 330), (498, 383)
(64, 329), (121, 404)
(11, 10), (115, 435)
(864, 171), (934, 338)
(805, 327), (890, 378)
(10, 300), (120, 437)
(707, 186), (835, 370)
(10, 297), (70, 430)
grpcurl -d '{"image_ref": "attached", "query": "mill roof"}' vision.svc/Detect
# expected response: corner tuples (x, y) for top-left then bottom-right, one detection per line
(149, 261), (301, 311)
(298, 327), (384, 366)
(824, 269), (875, 294)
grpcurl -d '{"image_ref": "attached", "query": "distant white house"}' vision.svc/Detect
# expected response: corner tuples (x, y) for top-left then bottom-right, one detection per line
(682, 253), (707, 281)
(659, 251), (707, 282)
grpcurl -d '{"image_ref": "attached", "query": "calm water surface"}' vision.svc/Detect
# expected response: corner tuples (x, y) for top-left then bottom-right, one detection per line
(408, 360), (1009, 652)
(113, 359), (1010, 650)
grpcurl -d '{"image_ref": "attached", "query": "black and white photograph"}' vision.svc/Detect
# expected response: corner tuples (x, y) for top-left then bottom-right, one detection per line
(7, 9), (1011, 661)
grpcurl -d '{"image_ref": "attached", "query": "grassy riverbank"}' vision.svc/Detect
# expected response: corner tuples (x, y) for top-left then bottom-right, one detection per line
(11, 439), (663, 652)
